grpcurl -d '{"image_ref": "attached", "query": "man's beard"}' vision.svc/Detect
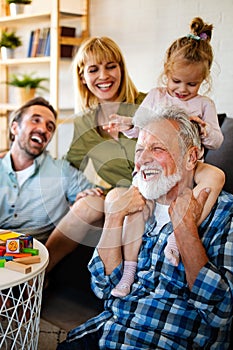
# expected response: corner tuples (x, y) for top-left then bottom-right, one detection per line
(18, 139), (43, 159)
(137, 165), (182, 200)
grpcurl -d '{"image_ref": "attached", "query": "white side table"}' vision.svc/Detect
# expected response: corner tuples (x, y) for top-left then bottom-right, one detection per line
(0, 240), (49, 350)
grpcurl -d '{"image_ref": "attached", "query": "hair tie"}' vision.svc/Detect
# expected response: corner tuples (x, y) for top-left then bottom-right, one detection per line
(199, 32), (208, 40)
(187, 33), (208, 41)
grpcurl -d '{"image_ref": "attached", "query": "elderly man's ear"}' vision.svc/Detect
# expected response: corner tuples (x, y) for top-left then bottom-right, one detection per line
(186, 147), (199, 170)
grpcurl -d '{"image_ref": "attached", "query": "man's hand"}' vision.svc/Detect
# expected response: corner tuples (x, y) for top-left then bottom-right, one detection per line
(169, 187), (210, 231)
(169, 188), (210, 289)
(105, 186), (146, 217)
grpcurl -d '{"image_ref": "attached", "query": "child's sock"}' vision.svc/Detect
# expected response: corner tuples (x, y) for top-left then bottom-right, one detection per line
(164, 232), (180, 266)
(111, 261), (137, 298)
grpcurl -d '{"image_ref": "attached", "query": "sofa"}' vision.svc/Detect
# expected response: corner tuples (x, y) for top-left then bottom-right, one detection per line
(205, 115), (233, 194)
(42, 115), (233, 345)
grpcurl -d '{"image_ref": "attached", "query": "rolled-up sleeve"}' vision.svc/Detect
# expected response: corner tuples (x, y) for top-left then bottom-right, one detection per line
(88, 249), (123, 299)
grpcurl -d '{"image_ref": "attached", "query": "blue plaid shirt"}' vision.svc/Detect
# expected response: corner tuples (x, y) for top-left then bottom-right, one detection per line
(68, 191), (233, 349)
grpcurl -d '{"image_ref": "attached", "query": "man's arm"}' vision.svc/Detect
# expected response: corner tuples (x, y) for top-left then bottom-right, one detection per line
(169, 188), (210, 289)
(97, 186), (146, 275)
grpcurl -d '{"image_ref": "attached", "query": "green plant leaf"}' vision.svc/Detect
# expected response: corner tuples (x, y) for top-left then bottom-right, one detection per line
(4, 72), (49, 91)
(0, 30), (22, 48)
(6, 0), (32, 4)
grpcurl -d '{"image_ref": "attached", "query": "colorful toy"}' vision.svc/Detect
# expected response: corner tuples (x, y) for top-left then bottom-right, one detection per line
(0, 231), (41, 274)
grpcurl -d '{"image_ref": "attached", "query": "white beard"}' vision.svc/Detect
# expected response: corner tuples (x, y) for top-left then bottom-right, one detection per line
(137, 166), (182, 200)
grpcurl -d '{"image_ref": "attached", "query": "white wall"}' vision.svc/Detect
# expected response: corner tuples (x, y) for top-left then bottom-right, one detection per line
(8, 0), (233, 157)
(89, 0), (233, 117)
(57, 0), (233, 158)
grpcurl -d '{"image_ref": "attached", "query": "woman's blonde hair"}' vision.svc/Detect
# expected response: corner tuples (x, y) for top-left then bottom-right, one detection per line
(72, 36), (139, 111)
(162, 17), (214, 93)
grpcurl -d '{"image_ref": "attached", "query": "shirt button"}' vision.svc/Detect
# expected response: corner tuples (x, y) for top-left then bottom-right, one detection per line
(113, 315), (117, 320)
(150, 266), (155, 270)
(158, 239), (162, 243)
(13, 185), (17, 188)
(137, 281), (141, 285)
(14, 213), (18, 218)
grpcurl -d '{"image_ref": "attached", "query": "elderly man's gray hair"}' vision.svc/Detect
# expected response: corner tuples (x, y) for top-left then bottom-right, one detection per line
(134, 105), (202, 152)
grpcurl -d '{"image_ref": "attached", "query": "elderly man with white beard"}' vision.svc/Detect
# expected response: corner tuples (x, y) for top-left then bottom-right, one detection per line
(57, 106), (233, 350)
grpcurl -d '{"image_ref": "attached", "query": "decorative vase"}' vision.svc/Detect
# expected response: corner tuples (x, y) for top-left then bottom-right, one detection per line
(0, 46), (14, 60)
(16, 87), (36, 105)
(9, 3), (26, 16)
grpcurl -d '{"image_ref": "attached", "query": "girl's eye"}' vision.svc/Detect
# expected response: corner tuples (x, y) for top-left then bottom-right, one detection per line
(188, 83), (197, 87)
(173, 79), (180, 84)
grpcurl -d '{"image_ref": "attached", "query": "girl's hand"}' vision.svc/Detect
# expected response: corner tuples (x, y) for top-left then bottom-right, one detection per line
(102, 114), (133, 133)
(75, 187), (104, 201)
(189, 115), (207, 137)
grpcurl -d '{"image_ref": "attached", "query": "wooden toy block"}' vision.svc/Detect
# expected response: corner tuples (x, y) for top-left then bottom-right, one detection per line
(20, 235), (33, 249)
(0, 231), (21, 241)
(0, 246), (6, 256)
(6, 238), (21, 253)
(4, 252), (32, 258)
(21, 247), (39, 256)
(5, 261), (32, 274)
(0, 256), (13, 261)
(14, 256), (41, 265)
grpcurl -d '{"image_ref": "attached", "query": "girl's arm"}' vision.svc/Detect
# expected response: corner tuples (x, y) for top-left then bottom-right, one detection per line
(194, 161), (225, 225)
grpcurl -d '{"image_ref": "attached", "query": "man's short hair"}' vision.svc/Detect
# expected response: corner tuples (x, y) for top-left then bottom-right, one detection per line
(9, 97), (57, 142)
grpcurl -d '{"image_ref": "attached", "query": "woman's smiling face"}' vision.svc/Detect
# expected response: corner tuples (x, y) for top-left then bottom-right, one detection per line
(82, 55), (122, 103)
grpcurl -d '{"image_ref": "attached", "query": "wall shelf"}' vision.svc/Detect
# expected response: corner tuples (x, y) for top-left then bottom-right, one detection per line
(0, 0), (89, 155)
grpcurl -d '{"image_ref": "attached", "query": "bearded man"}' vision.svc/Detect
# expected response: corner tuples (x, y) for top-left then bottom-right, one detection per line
(57, 106), (233, 350)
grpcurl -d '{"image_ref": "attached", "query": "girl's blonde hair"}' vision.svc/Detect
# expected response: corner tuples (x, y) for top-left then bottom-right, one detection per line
(162, 17), (214, 92)
(73, 36), (139, 111)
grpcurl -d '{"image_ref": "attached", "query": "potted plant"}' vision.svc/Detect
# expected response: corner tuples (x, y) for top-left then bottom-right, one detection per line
(6, 72), (49, 104)
(0, 30), (22, 59)
(6, 0), (32, 16)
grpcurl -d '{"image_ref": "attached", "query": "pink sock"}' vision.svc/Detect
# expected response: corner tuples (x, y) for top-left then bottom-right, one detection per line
(111, 261), (137, 297)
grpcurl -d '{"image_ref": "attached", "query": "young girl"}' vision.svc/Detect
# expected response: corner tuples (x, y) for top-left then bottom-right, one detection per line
(106, 17), (225, 298)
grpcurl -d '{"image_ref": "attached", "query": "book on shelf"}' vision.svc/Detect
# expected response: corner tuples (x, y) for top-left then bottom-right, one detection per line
(30, 28), (40, 58)
(27, 27), (50, 57)
(44, 28), (50, 56)
(26, 26), (77, 58)
(27, 30), (34, 57)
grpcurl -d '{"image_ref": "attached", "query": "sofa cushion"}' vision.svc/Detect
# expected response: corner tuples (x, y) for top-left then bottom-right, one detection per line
(205, 117), (233, 195)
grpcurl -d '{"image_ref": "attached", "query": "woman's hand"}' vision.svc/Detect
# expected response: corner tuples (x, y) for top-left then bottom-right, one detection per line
(102, 114), (133, 133)
(75, 187), (104, 201)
